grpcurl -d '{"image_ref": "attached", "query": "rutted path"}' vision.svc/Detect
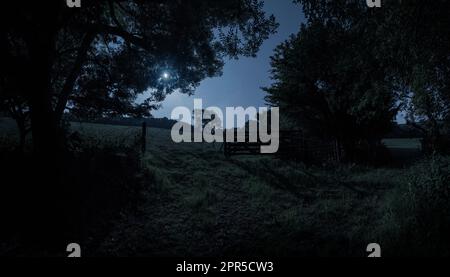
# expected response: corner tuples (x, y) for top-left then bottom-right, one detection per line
(96, 129), (298, 256)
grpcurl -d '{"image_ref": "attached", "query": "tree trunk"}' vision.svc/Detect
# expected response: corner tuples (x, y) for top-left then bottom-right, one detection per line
(28, 35), (61, 154)
(24, 4), (66, 247)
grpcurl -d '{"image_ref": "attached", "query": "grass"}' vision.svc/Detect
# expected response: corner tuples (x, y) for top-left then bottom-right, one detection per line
(374, 156), (450, 256)
(382, 138), (422, 150)
(71, 123), (399, 257)
(0, 118), (445, 257)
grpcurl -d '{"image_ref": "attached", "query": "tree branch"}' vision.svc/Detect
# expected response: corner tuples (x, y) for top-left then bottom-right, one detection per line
(95, 24), (154, 51)
(55, 22), (157, 123)
(55, 31), (96, 123)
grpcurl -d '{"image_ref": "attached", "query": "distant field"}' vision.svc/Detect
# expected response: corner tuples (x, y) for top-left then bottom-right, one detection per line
(382, 138), (422, 150)
(0, 117), (423, 150)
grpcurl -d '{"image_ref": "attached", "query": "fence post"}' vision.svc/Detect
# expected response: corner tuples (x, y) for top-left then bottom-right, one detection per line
(223, 130), (229, 156)
(141, 121), (147, 154)
(335, 139), (340, 163)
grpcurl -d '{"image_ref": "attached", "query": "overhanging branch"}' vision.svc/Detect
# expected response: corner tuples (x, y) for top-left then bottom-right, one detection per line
(55, 23), (156, 123)
(55, 31), (96, 122)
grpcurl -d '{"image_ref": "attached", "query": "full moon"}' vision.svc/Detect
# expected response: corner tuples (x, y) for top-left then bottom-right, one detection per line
(162, 72), (170, 79)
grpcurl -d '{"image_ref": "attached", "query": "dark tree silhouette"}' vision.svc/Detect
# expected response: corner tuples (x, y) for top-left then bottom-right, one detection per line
(293, 0), (450, 153)
(266, 0), (450, 160)
(0, 0), (278, 243)
(0, 0), (277, 154)
(264, 6), (397, 161)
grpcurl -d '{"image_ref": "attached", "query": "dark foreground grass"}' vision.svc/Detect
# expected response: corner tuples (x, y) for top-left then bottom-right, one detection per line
(1, 119), (449, 257)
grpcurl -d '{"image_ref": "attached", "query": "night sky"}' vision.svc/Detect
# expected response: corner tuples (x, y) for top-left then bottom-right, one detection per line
(152, 1), (306, 122)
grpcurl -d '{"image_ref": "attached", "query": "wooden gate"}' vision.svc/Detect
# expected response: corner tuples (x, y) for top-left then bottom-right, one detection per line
(223, 130), (340, 163)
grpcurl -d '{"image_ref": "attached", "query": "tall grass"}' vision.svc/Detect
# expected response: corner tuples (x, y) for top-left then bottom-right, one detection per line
(377, 155), (450, 256)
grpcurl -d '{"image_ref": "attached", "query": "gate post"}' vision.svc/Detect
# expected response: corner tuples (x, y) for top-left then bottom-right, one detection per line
(141, 121), (147, 154)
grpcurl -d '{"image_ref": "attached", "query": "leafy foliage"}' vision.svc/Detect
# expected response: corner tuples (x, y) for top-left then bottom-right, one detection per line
(266, 0), (450, 158)
(264, 3), (397, 160)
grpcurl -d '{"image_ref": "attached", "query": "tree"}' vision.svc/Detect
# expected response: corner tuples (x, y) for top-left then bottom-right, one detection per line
(0, 0), (278, 155)
(0, 30), (32, 152)
(379, 0), (450, 152)
(0, 0), (278, 241)
(266, 0), (450, 159)
(264, 10), (397, 161)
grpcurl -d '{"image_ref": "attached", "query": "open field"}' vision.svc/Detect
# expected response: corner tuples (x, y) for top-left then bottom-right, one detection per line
(382, 138), (423, 165)
(0, 118), (445, 256)
(72, 122), (401, 256)
(382, 138), (422, 150)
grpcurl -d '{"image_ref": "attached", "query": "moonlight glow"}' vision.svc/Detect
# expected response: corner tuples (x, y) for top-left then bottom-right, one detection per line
(162, 72), (170, 79)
